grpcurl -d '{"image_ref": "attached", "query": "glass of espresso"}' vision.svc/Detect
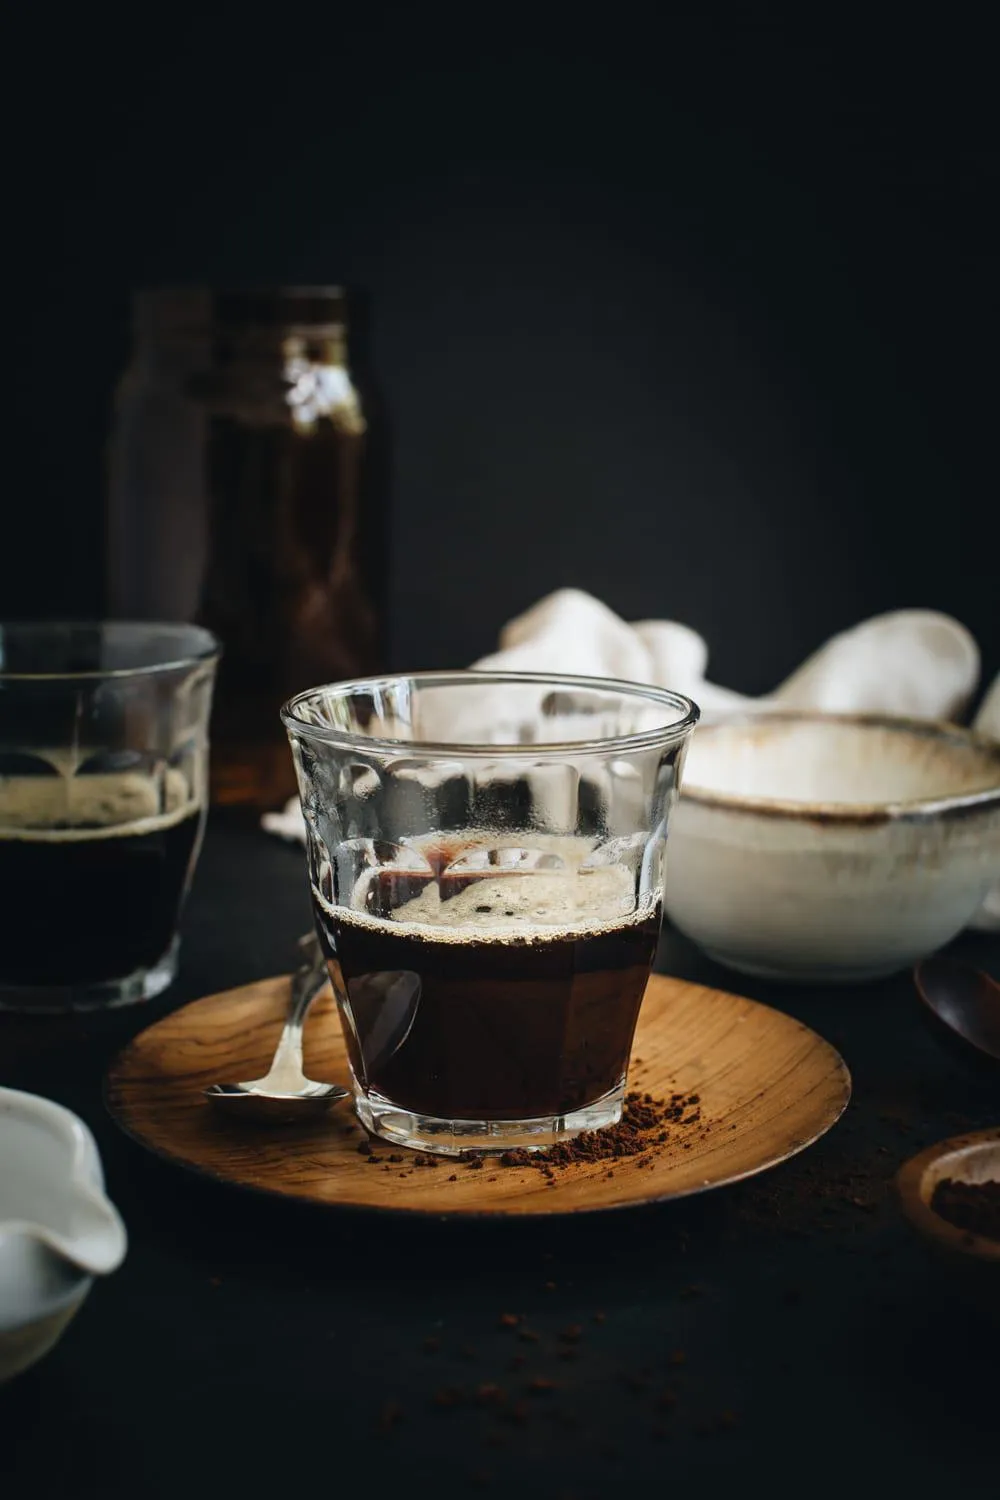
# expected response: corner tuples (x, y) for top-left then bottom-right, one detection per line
(282, 671), (699, 1154)
(0, 622), (219, 1012)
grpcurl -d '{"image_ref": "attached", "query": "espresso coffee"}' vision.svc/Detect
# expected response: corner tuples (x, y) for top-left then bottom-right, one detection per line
(315, 841), (660, 1121)
(0, 770), (203, 986)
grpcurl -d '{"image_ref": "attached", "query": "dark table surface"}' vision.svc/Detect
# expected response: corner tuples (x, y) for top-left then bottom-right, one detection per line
(2, 816), (997, 1500)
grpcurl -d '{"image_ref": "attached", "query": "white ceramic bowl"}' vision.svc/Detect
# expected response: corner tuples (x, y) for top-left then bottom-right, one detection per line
(0, 1087), (127, 1382)
(664, 713), (1000, 982)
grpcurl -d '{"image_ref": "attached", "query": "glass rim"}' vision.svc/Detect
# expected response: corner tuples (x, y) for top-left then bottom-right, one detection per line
(281, 670), (700, 758)
(0, 621), (221, 683)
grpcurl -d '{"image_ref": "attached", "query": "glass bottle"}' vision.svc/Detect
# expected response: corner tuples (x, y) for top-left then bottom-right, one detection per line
(107, 286), (386, 811)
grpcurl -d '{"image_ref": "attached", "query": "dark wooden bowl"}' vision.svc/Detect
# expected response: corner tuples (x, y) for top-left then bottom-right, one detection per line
(897, 1130), (1000, 1316)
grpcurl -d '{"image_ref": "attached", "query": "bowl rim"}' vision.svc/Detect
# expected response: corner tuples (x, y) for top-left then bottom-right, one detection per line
(681, 711), (1000, 824)
(896, 1128), (1000, 1264)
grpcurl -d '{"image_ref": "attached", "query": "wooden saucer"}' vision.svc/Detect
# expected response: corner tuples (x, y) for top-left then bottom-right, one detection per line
(105, 974), (850, 1217)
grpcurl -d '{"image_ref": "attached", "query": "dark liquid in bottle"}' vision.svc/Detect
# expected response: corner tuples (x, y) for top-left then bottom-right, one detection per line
(197, 370), (382, 812)
(315, 857), (659, 1121)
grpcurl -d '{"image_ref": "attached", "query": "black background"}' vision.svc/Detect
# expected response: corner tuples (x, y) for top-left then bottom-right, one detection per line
(2, 19), (999, 1491)
(6, 11), (998, 694)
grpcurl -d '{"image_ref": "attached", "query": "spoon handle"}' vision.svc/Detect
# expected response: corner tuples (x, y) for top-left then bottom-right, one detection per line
(267, 934), (328, 1087)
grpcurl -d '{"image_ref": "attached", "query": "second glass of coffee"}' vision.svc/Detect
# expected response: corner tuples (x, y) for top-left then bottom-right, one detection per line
(283, 672), (699, 1153)
(0, 622), (218, 1012)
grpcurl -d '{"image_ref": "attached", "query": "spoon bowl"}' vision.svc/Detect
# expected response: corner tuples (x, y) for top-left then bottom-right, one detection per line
(204, 1080), (348, 1125)
(204, 934), (350, 1121)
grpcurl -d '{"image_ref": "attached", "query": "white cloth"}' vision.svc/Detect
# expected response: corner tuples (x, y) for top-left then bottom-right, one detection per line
(262, 588), (999, 929)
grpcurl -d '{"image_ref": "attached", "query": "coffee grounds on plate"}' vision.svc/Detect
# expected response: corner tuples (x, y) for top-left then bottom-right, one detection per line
(457, 1088), (702, 1173)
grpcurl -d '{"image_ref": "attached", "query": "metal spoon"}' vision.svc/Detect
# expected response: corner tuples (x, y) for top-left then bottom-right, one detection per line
(204, 933), (350, 1121)
(914, 956), (1000, 1065)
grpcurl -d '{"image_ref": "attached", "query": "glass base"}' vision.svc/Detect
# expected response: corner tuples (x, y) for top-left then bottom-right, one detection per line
(0, 936), (180, 1015)
(354, 1080), (626, 1156)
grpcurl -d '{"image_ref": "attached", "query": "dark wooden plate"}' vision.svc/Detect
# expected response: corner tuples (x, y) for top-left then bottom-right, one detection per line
(105, 973), (850, 1217)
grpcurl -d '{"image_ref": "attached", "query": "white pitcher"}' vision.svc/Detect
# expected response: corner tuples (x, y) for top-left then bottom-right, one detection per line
(0, 1086), (127, 1381)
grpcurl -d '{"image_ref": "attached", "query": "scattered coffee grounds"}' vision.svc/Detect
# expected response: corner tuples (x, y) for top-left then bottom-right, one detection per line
(475, 1383), (506, 1407)
(695, 1410), (739, 1435)
(456, 1089), (702, 1175)
(738, 1155), (891, 1239)
(930, 1176), (1000, 1240)
(377, 1399), (404, 1433)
